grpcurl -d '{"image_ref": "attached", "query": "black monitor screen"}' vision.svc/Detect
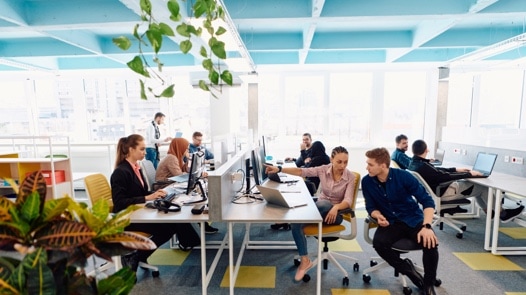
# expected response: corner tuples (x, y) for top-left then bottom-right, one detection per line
(186, 151), (205, 195)
(251, 146), (268, 186)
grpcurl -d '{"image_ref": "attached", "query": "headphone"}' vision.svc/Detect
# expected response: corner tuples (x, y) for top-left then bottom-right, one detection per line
(152, 199), (181, 213)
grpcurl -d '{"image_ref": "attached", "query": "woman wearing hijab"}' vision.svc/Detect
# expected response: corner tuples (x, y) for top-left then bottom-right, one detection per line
(155, 137), (191, 182)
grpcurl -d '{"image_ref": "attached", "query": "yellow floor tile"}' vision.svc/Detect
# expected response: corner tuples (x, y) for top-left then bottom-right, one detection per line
(329, 239), (363, 252)
(331, 289), (390, 295)
(499, 227), (526, 239)
(146, 249), (191, 265)
(453, 252), (524, 271)
(220, 266), (276, 288)
(505, 292), (526, 295)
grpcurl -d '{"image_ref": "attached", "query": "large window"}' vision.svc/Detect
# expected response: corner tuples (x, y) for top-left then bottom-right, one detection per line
(447, 73), (474, 127)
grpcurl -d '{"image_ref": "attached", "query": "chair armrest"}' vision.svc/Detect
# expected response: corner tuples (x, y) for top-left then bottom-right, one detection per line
(363, 216), (378, 245)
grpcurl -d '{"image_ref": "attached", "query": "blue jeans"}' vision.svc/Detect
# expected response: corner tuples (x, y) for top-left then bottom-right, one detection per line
(291, 199), (343, 256)
(146, 147), (159, 169)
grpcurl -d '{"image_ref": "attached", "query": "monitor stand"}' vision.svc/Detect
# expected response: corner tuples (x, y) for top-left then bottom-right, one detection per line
(185, 179), (208, 204)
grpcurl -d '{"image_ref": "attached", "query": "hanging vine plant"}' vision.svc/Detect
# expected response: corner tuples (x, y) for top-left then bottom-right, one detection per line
(113, 0), (233, 99)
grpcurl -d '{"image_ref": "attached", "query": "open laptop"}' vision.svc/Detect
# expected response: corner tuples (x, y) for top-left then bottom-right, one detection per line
(256, 185), (308, 208)
(470, 152), (498, 178)
(430, 148), (445, 166)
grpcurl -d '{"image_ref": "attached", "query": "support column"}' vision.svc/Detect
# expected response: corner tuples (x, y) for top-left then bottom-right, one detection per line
(435, 67), (450, 148)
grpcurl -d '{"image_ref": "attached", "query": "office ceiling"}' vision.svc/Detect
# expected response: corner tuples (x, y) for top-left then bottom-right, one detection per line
(0, 0), (525, 73)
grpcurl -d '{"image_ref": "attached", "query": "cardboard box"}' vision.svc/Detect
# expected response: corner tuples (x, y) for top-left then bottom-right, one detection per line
(26, 170), (66, 185)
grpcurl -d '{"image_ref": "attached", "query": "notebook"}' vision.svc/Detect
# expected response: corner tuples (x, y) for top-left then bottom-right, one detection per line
(268, 173), (298, 184)
(430, 148), (445, 166)
(256, 185), (308, 208)
(470, 152), (498, 178)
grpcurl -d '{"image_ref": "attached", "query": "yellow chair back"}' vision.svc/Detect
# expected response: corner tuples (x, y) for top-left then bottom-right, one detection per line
(84, 173), (113, 212)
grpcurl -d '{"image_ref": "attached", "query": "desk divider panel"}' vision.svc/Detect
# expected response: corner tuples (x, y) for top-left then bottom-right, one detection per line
(207, 149), (249, 222)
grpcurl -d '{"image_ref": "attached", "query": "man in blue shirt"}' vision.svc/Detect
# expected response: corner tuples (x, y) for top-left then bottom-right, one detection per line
(362, 147), (438, 295)
(391, 134), (411, 169)
(189, 131), (214, 161)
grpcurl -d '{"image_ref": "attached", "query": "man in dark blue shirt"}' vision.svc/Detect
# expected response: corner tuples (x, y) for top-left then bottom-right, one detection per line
(362, 147), (438, 295)
(391, 134), (411, 169)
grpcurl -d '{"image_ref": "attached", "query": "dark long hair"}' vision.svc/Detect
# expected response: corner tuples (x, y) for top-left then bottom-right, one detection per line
(115, 134), (144, 168)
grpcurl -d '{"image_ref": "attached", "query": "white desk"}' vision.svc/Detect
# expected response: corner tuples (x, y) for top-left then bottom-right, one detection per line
(465, 172), (526, 255)
(131, 204), (224, 295)
(222, 179), (323, 295)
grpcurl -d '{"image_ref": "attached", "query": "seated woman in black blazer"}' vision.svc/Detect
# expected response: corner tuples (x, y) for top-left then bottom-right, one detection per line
(110, 134), (199, 271)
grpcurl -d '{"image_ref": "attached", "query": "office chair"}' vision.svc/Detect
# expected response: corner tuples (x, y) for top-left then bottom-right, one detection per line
(297, 171), (361, 286)
(361, 216), (442, 295)
(139, 160), (173, 191)
(408, 171), (469, 239)
(391, 160), (401, 169)
(84, 173), (160, 277)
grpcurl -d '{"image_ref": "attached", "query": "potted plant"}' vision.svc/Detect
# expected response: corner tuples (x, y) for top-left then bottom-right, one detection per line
(0, 171), (156, 295)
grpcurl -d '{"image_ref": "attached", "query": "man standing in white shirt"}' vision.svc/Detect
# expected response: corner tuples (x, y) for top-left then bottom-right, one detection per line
(145, 112), (172, 169)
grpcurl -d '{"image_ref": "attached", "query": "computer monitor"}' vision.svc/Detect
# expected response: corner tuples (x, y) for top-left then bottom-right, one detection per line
(251, 146), (268, 186)
(186, 151), (207, 202)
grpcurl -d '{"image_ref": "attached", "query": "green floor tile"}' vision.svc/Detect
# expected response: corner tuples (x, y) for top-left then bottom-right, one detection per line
(454, 252), (524, 271)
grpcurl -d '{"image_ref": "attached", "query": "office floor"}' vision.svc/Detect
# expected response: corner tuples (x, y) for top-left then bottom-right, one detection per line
(80, 190), (526, 295)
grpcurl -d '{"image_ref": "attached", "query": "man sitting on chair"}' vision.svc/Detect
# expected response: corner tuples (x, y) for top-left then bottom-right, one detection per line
(362, 147), (438, 295)
(391, 134), (412, 169)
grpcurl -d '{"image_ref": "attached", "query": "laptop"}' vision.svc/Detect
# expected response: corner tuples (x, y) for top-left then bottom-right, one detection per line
(470, 152), (498, 178)
(256, 185), (308, 208)
(430, 148), (445, 166)
(168, 173), (189, 183)
(268, 173), (298, 184)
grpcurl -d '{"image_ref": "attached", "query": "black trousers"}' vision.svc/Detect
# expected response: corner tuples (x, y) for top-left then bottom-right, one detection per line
(372, 221), (439, 285)
(126, 222), (199, 262)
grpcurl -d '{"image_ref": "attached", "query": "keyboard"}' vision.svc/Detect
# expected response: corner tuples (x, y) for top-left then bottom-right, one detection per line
(163, 192), (176, 202)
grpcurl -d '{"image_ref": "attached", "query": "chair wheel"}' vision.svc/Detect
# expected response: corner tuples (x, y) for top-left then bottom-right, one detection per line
(456, 232), (463, 239)
(403, 286), (413, 295)
(460, 225), (467, 231)
(434, 278), (442, 286)
(370, 260), (378, 267)
(152, 270), (160, 277)
(353, 263), (359, 272)
(302, 274), (311, 282)
(342, 277), (349, 286)
(293, 258), (301, 267)
(362, 274), (371, 283)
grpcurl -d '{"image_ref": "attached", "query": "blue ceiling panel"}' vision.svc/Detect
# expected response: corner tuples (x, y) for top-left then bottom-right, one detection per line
(242, 33), (303, 50)
(0, 39), (93, 57)
(486, 46), (526, 60)
(396, 48), (478, 62)
(306, 50), (386, 64)
(100, 36), (181, 55)
(250, 51), (299, 65)
(312, 31), (412, 49)
(57, 57), (125, 70)
(479, 0), (526, 13)
(424, 27), (526, 47)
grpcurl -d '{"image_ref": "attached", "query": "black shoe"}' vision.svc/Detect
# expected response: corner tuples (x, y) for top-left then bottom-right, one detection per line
(401, 258), (424, 289)
(270, 223), (291, 230)
(423, 284), (436, 295)
(441, 205), (468, 215)
(204, 222), (219, 234)
(500, 205), (525, 223)
(121, 251), (139, 272)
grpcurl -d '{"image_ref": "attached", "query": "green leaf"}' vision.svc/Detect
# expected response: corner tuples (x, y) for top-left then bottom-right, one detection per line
(139, 80), (147, 100)
(200, 46), (208, 58)
(133, 23), (140, 40)
(176, 23), (190, 37)
(127, 56), (150, 78)
(166, 0), (180, 20)
(146, 28), (163, 54)
(159, 22), (175, 37)
(140, 0), (152, 15)
(34, 220), (96, 251)
(24, 251), (55, 295)
(221, 70), (234, 86)
(209, 70), (219, 85)
(211, 40), (226, 59)
(186, 25), (199, 36)
(193, 1), (207, 18)
(91, 199), (110, 223)
(112, 36), (131, 51)
(41, 197), (69, 222)
(198, 80), (210, 91)
(159, 85), (175, 98)
(216, 26), (227, 36)
(20, 192), (40, 225)
(202, 59), (213, 71)
(98, 267), (136, 295)
(179, 40), (192, 54)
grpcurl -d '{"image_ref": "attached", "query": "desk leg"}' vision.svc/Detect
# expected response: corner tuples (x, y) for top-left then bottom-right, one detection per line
(491, 189), (503, 254)
(484, 187), (495, 251)
(229, 222), (234, 295)
(199, 221), (207, 295)
(316, 222), (322, 295)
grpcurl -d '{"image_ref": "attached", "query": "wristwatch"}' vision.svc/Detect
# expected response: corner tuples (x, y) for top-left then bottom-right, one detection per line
(422, 223), (432, 229)
(277, 166), (282, 173)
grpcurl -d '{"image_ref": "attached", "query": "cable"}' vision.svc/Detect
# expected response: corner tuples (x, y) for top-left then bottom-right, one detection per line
(234, 168), (246, 194)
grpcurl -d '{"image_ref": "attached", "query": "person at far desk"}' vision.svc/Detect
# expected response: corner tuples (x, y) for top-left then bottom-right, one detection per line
(145, 112), (172, 169)
(265, 146), (356, 282)
(156, 137), (218, 234)
(189, 131), (214, 163)
(284, 132), (313, 167)
(111, 134), (200, 273)
(408, 139), (524, 221)
(362, 147), (438, 295)
(391, 134), (412, 169)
